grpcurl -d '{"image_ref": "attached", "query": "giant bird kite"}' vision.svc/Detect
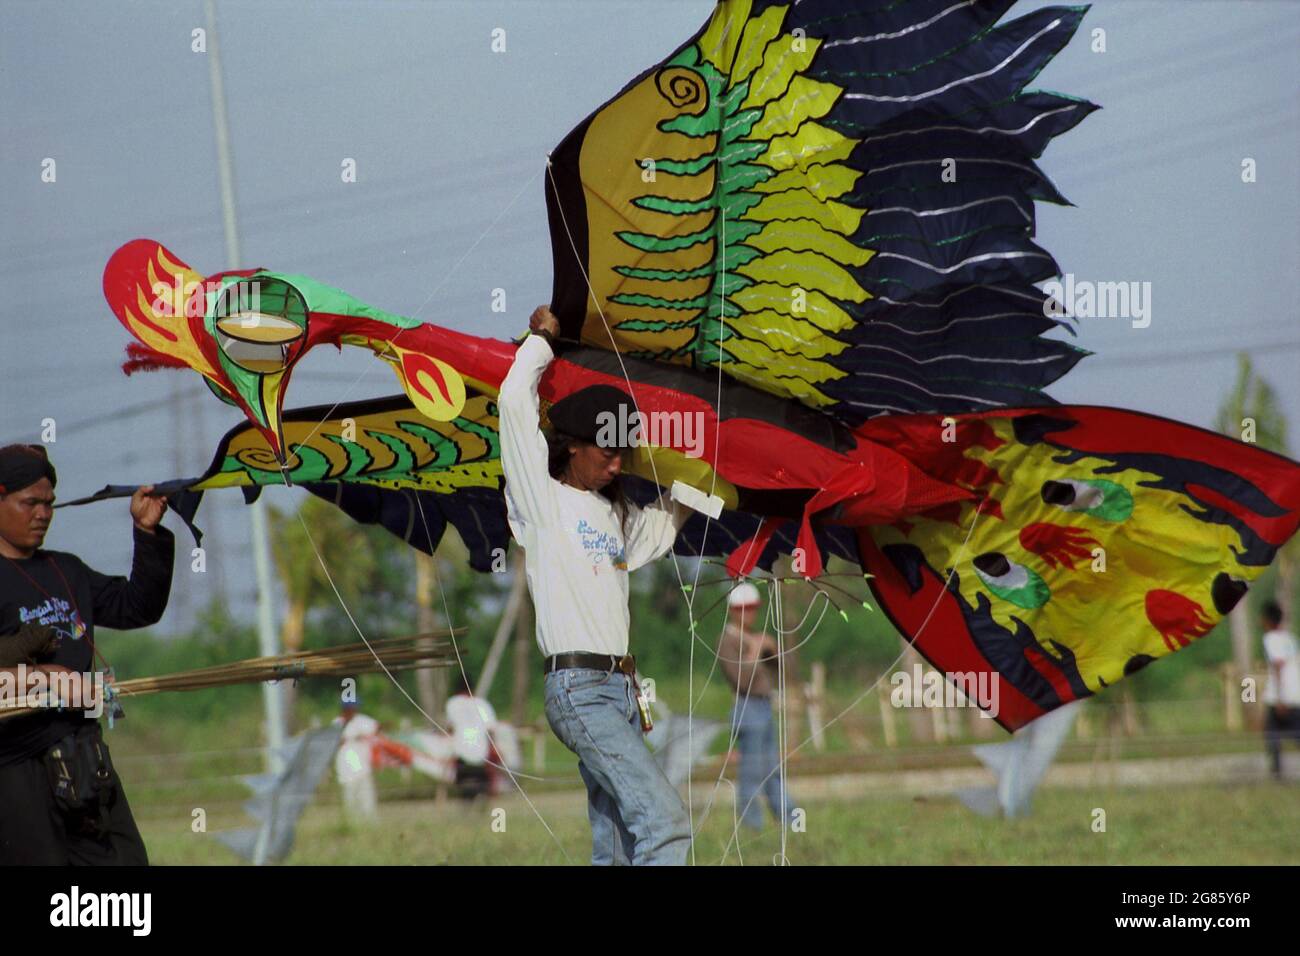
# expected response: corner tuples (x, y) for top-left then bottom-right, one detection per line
(88, 0), (1300, 731)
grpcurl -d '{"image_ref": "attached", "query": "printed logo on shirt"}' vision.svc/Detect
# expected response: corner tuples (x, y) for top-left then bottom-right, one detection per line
(576, 519), (627, 571)
(19, 598), (86, 642)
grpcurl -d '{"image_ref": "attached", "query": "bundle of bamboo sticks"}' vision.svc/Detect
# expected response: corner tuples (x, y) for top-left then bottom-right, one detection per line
(0, 630), (461, 720)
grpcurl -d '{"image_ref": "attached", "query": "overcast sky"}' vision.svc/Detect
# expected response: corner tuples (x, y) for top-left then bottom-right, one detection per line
(2, 0), (1297, 633)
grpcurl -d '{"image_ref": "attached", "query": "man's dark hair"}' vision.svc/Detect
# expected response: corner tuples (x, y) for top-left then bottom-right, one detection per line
(1261, 600), (1283, 627)
(545, 429), (630, 535)
(0, 443), (57, 495)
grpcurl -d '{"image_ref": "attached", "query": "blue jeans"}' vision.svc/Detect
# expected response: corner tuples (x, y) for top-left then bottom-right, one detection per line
(544, 668), (690, 865)
(730, 696), (791, 830)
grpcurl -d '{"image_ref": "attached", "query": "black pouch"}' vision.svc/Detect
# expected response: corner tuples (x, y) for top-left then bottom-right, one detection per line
(43, 723), (117, 815)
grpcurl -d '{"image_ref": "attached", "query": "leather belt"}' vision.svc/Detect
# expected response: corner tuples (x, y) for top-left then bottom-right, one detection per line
(543, 652), (636, 677)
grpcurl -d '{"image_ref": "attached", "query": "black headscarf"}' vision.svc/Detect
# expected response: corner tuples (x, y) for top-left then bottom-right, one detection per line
(0, 444), (57, 495)
(547, 385), (636, 447)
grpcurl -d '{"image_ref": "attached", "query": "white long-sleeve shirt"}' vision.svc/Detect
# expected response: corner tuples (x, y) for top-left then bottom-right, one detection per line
(1263, 628), (1300, 706)
(497, 334), (686, 657)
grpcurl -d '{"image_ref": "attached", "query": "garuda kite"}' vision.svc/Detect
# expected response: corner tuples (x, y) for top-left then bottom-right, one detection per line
(85, 1), (1300, 731)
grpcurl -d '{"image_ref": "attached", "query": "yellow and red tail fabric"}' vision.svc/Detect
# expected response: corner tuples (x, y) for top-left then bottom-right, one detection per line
(854, 407), (1300, 730)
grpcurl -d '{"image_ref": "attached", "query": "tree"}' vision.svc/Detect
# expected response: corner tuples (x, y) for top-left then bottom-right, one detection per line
(268, 494), (380, 726)
(1214, 353), (1295, 672)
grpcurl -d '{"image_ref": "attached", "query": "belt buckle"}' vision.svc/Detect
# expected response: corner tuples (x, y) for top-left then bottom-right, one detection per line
(616, 654), (636, 677)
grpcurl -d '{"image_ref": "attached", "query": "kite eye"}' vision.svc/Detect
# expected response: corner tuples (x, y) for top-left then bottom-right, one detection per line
(1040, 477), (1133, 522)
(1040, 480), (1076, 506)
(1040, 478), (1101, 510)
(973, 552), (1012, 578)
(212, 278), (307, 374)
(973, 551), (1050, 609)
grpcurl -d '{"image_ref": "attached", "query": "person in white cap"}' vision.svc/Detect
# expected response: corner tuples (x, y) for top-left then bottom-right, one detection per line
(1261, 600), (1300, 779)
(717, 582), (793, 830)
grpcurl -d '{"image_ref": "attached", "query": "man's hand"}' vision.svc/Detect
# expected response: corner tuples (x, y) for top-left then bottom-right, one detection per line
(0, 623), (60, 667)
(130, 485), (167, 533)
(529, 305), (561, 339)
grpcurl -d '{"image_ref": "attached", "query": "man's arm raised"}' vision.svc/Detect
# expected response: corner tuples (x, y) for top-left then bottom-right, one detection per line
(497, 306), (562, 530)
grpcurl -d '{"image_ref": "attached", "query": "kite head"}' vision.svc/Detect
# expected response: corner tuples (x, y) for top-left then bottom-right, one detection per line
(104, 239), (476, 471)
(204, 274), (310, 466)
(103, 239), (308, 467)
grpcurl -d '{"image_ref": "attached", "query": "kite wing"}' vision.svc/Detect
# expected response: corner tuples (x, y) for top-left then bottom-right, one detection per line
(545, 0), (1097, 423)
(190, 395), (513, 573)
(102, 237), (504, 467)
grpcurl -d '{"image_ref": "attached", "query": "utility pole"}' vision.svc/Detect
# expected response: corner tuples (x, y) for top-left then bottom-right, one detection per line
(414, 550), (446, 718)
(205, 0), (287, 779)
(168, 378), (189, 623)
(511, 583), (533, 727)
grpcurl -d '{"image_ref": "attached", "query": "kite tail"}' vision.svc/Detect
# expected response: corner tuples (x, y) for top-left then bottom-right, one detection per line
(855, 406), (1300, 731)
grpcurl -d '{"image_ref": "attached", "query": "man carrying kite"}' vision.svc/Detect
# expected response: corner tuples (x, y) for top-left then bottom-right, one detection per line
(498, 306), (692, 865)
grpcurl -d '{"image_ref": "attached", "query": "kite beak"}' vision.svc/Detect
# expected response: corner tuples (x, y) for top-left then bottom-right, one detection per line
(253, 369), (294, 474)
(215, 308), (306, 474)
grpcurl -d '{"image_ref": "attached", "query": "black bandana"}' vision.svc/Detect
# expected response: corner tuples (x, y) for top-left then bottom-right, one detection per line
(0, 444), (57, 495)
(547, 385), (636, 447)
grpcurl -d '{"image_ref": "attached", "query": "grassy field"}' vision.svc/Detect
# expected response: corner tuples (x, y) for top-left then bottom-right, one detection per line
(98, 677), (1300, 865)
(132, 777), (1300, 866)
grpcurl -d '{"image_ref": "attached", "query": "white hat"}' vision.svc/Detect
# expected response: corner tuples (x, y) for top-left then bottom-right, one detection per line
(727, 582), (761, 609)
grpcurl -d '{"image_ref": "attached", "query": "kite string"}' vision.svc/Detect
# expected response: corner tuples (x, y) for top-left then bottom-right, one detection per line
(692, 581), (833, 859)
(290, 165), (543, 458)
(294, 508), (573, 863)
(775, 576), (789, 866)
(406, 494), (563, 786)
(718, 497), (989, 859)
(684, 193), (731, 863)
(711, 575), (813, 866)
(546, 158), (846, 863)
(690, 194), (733, 858)
(694, 590), (777, 862)
(545, 157), (722, 860)
(546, 152), (989, 865)
(687, 583), (833, 714)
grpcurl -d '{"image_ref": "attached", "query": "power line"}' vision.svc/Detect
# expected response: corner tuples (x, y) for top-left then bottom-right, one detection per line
(1072, 338), (1300, 367)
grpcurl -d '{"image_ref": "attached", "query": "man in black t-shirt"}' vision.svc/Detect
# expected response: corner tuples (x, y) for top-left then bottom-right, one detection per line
(0, 444), (174, 865)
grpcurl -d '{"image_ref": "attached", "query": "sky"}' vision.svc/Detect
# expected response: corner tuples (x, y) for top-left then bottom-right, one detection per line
(2, 0), (1298, 635)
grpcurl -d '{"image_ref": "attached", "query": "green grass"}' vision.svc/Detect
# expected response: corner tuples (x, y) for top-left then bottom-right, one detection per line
(97, 648), (1298, 865)
(131, 778), (1300, 866)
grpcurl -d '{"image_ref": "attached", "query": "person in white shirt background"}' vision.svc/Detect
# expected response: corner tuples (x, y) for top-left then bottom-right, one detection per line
(496, 304), (692, 865)
(1260, 600), (1300, 780)
(334, 700), (381, 822)
(446, 670), (496, 767)
(443, 670), (522, 797)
